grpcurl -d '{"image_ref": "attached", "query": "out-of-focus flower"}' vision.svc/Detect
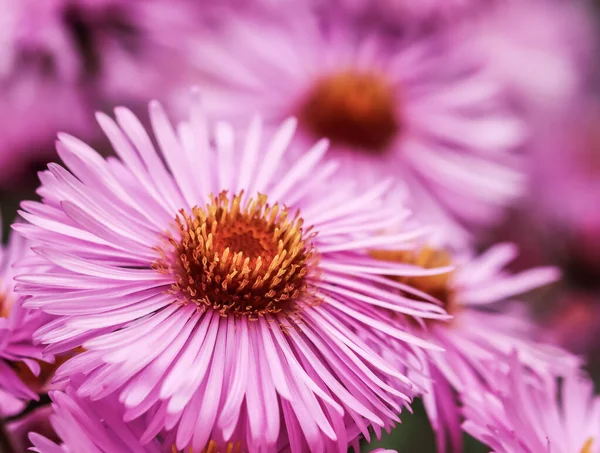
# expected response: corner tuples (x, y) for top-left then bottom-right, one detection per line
(462, 353), (599, 453)
(528, 102), (600, 281)
(184, 10), (525, 242)
(16, 98), (451, 452)
(0, 0), (204, 186)
(60, 0), (202, 106)
(28, 386), (155, 453)
(367, 243), (579, 452)
(469, 0), (596, 119)
(0, 229), (51, 404)
(0, 0), (94, 185)
(542, 290), (600, 356)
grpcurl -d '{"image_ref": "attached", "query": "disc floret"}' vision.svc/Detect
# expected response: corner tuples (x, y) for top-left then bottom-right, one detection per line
(157, 191), (314, 318)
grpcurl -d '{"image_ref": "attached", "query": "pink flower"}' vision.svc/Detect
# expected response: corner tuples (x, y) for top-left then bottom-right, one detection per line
(542, 290), (600, 356)
(527, 102), (600, 277)
(0, 230), (50, 403)
(462, 353), (599, 453)
(183, 9), (525, 238)
(29, 385), (160, 453)
(30, 384), (402, 453)
(0, 0), (94, 185)
(16, 97), (450, 452)
(365, 243), (579, 452)
(468, 0), (595, 118)
(61, 0), (203, 107)
(0, 0), (206, 186)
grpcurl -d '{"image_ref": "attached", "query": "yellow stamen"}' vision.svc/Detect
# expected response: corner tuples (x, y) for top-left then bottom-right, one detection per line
(155, 191), (315, 319)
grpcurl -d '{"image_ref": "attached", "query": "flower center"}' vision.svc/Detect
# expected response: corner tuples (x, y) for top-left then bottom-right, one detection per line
(581, 438), (594, 453)
(371, 247), (456, 314)
(0, 292), (10, 319)
(298, 71), (400, 152)
(158, 191), (313, 318)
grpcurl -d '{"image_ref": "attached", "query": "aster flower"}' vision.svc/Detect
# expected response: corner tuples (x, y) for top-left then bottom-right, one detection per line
(462, 353), (599, 453)
(365, 242), (579, 452)
(543, 290), (600, 356)
(0, 0), (94, 185)
(16, 97), (450, 452)
(528, 101), (600, 283)
(468, 0), (596, 119)
(29, 385), (166, 453)
(28, 384), (403, 453)
(28, 389), (399, 453)
(0, 0), (205, 186)
(60, 0), (202, 106)
(0, 229), (50, 403)
(183, 9), (525, 239)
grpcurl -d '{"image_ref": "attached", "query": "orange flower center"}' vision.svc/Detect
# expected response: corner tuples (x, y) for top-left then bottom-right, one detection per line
(0, 291), (11, 319)
(298, 71), (400, 152)
(156, 192), (314, 319)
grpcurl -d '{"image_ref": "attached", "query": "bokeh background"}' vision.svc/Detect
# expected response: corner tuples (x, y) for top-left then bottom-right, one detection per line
(1, 1), (599, 451)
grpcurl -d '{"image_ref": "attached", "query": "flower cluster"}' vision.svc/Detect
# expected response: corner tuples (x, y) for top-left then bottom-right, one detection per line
(0, 1), (597, 453)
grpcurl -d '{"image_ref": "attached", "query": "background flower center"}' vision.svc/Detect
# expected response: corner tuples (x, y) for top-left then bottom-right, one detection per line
(0, 292), (10, 318)
(371, 247), (456, 315)
(298, 71), (400, 152)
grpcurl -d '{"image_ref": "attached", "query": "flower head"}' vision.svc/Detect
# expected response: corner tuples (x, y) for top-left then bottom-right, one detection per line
(32, 382), (382, 453)
(185, 9), (525, 240)
(16, 97), (450, 452)
(0, 229), (50, 402)
(469, 0), (595, 117)
(60, 0), (202, 104)
(0, 0), (206, 186)
(29, 385), (155, 453)
(462, 354), (600, 453)
(0, 0), (94, 185)
(367, 242), (579, 452)
(527, 100), (600, 284)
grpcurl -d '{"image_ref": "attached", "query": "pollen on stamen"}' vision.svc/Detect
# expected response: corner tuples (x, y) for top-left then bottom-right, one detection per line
(297, 70), (400, 152)
(155, 191), (315, 319)
(371, 247), (457, 315)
